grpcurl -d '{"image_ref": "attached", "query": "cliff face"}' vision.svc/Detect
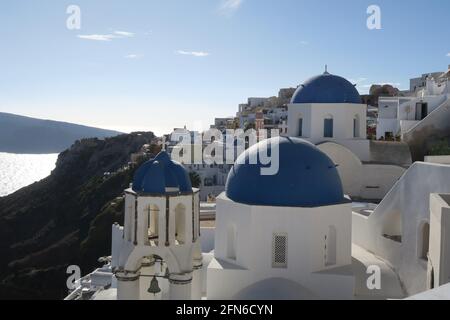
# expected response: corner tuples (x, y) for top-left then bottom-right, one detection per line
(0, 132), (156, 299)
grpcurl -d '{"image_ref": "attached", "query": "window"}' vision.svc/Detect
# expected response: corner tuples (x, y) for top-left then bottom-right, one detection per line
(324, 117), (334, 138)
(147, 205), (159, 244)
(353, 115), (360, 138)
(175, 204), (186, 245)
(272, 233), (288, 268)
(415, 103), (428, 120)
(384, 132), (394, 141)
(298, 118), (303, 137)
(419, 222), (430, 260)
(227, 225), (237, 260)
(325, 226), (337, 266)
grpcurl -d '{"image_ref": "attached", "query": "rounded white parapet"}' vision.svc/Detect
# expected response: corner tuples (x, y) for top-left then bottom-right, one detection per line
(116, 271), (140, 300)
(168, 272), (193, 300)
(191, 260), (203, 300)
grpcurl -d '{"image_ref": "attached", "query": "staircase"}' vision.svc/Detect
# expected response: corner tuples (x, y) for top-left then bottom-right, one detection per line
(402, 97), (450, 161)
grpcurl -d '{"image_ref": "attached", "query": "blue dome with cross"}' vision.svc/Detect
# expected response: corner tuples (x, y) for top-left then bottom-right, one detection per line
(132, 151), (192, 194)
(291, 71), (361, 104)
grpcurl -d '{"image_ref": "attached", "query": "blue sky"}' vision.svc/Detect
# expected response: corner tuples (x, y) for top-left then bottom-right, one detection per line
(0, 0), (449, 135)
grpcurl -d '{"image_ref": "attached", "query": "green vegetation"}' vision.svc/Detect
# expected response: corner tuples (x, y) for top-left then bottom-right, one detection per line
(189, 171), (202, 188)
(429, 139), (450, 156)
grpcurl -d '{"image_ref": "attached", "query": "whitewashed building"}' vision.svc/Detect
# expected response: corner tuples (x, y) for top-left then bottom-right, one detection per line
(288, 69), (370, 161)
(287, 69), (407, 200)
(207, 137), (355, 299)
(377, 69), (450, 140)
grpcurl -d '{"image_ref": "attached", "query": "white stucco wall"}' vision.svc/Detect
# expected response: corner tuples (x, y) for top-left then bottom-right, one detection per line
(425, 155), (450, 165)
(378, 99), (399, 119)
(406, 282), (450, 300)
(200, 227), (215, 253)
(351, 162), (450, 296)
(360, 164), (405, 200)
(208, 194), (354, 299)
(377, 118), (399, 139)
(288, 103), (367, 142)
(317, 142), (405, 200)
(429, 194), (450, 288)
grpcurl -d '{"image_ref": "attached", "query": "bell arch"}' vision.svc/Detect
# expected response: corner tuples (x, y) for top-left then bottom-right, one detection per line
(175, 203), (187, 245)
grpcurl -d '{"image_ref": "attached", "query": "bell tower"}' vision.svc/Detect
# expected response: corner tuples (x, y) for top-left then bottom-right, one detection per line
(111, 151), (202, 300)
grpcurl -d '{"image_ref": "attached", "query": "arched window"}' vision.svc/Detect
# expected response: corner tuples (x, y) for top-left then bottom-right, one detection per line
(298, 117), (303, 137)
(325, 226), (337, 266)
(125, 199), (134, 242)
(175, 204), (186, 245)
(148, 205), (159, 243)
(419, 222), (430, 260)
(324, 115), (334, 138)
(227, 225), (237, 260)
(353, 115), (360, 138)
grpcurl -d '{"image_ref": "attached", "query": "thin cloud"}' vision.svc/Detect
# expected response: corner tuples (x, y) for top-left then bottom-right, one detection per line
(77, 30), (135, 42)
(125, 54), (144, 59)
(177, 50), (210, 57)
(447, 52), (450, 57)
(77, 34), (116, 41)
(114, 31), (135, 37)
(300, 41), (309, 46)
(219, 0), (243, 15)
(349, 77), (368, 84)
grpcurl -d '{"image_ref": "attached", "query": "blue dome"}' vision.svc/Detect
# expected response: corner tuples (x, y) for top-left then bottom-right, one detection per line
(132, 151), (192, 194)
(291, 72), (361, 104)
(225, 137), (345, 207)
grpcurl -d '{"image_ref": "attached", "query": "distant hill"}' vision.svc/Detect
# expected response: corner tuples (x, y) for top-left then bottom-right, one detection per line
(0, 112), (123, 154)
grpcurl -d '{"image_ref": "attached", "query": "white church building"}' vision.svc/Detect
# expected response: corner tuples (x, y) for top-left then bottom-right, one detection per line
(287, 68), (370, 161)
(208, 137), (355, 300)
(287, 70), (406, 201)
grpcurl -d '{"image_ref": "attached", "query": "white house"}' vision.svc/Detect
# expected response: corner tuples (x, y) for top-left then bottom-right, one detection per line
(377, 72), (450, 140)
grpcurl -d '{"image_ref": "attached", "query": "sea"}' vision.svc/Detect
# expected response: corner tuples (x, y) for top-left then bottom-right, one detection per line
(0, 152), (59, 197)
